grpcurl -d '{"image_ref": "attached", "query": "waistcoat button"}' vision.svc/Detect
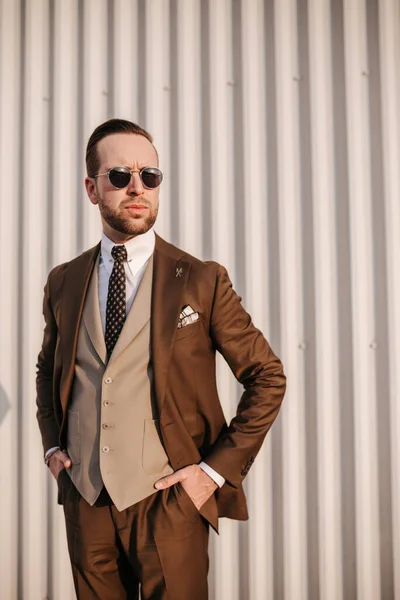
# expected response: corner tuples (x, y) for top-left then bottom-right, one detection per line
(103, 401), (110, 407)
(102, 446), (110, 453)
(104, 377), (112, 384)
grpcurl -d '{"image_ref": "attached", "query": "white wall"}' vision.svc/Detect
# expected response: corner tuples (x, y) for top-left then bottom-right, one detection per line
(0, 1), (398, 598)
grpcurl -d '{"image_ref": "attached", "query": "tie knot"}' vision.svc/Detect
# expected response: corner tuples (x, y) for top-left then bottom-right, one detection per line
(111, 245), (127, 263)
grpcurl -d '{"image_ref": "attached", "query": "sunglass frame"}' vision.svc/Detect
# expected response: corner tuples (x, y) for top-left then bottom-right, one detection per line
(94, 165), (163, 190)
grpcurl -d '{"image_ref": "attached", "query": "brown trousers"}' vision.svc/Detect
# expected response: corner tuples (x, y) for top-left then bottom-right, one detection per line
(57, 470), (210, 600)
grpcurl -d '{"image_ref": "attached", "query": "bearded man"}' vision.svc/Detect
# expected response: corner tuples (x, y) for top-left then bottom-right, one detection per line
(36, 118), (286, 600)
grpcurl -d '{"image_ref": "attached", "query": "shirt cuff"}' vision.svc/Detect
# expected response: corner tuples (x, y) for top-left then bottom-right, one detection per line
(44, 446), (60, 464)
(199, 461), (225, 488)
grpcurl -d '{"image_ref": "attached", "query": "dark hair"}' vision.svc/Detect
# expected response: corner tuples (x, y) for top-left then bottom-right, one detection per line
(85, 118), (155, 177)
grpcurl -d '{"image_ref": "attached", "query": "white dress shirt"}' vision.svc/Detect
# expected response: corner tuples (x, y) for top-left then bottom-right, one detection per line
(45, 229), (225, 488)
(98, 228), (155, 334)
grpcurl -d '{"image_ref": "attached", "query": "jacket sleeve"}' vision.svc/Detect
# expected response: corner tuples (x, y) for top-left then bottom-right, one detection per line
(36, 270), (61, 456)
(203, 264), (287, 488)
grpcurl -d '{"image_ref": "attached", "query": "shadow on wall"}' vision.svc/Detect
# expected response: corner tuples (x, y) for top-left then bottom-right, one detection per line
(0, 383), (11, 425)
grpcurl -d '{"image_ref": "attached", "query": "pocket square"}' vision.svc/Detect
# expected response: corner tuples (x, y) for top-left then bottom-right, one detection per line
(177, 305), (199, 328)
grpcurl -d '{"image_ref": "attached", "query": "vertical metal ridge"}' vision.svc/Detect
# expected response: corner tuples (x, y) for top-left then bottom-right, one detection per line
(330, 3), (357, 599)
(169, 0), (179, 245)
(106, 0), (114, 118)
(47, 0), (55, 269)
(0, 2), (25, 597)
(46, 3), (55, 593)
(51, 5), (79, 595)
(239, 0), (274, 598)
(199, 3), (215, 595)
(377, 1), (400, 598)
(237, 0), (250, 556)
(200, 0), (212, 260)
(275, 0), (308, 597)
(144, 0), (171, 239)
(309, 0), (345, 598)
(208, 0), (235, 271)
(17, 1), (25, 596)
(21, 0), (51, 596)
(137, 0), (147, 126)
(263, 1), (284, 595)
(343, 0), (381, 597)
(208, 2), (240, 599)
(76, 0), (85, 253)
(231, 0), (245, 295)
(176, 0), (203, 256)
(82, 0), (108, 248)
(112, 0), (138, 120)
(52, 0), (79, 266)
(297, 0), (321, 597)
(365, 2), (393, 599)
(264, 0), (281, 346)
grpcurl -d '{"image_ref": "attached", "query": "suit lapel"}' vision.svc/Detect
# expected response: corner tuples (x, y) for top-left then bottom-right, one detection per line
(108, 254), (153, 364)
(82, 252), (107, 364)
(59, 243), (100, 414)
(151, 235), (191, 414)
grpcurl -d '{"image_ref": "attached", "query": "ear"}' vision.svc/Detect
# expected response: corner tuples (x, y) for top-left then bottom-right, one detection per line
(85, 177), (99, 206)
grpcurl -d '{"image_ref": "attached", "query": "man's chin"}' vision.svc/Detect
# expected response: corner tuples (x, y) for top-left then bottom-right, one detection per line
(104, 216), (156, 237)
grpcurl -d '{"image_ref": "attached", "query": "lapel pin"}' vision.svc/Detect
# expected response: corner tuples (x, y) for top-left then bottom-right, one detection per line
(175, 267), (183, 278)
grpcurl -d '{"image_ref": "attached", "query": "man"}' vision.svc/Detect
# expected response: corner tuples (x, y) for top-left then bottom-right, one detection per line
(36, 118), (286, 600)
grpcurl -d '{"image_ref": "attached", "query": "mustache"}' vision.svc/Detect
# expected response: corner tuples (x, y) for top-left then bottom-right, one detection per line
(120, 200), (151, 209)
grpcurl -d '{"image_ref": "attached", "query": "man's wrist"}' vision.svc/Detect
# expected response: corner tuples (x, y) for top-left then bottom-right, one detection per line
(199, 461), (225, 488)
(44, 446), (60, 466)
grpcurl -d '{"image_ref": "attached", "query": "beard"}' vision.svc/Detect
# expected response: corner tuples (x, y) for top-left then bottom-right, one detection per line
(98, 197), (158, 236)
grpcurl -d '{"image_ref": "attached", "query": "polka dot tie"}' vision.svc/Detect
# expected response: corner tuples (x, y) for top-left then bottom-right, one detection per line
(105, 245), (128, 358)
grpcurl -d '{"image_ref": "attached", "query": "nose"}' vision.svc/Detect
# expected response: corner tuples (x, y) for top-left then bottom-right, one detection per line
(126, 171), (145, 195)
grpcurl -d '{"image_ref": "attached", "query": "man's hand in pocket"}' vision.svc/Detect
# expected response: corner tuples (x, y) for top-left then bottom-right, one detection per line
(48, 450), (71, 481)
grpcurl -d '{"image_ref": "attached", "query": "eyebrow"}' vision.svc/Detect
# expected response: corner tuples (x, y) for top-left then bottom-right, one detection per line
(104, 162), (153, 170)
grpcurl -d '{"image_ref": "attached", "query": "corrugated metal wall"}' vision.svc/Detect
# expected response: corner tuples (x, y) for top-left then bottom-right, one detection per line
(0, 0), (398, 598)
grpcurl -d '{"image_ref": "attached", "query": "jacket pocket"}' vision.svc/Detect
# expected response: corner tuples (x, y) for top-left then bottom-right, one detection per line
(142, 419), (170, 475)
(66, 409), (81, 465)
(174, 318), (202, 341)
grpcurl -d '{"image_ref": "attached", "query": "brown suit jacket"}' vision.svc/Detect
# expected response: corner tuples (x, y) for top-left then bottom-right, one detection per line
(36, 233), (286, 524)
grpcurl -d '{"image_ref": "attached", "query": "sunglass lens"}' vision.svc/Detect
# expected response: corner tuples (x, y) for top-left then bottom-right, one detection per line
(108, 168), (131, 189)
(141, 167), (163, 189)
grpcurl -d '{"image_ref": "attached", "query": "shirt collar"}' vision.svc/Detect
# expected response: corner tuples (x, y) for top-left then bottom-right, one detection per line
(100, 228), (156, 277)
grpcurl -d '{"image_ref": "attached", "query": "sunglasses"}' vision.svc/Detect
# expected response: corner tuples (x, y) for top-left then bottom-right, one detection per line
(94, 166), (163, 190)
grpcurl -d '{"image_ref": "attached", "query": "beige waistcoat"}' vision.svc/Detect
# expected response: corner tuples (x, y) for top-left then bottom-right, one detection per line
(65, 253), (173, 511)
